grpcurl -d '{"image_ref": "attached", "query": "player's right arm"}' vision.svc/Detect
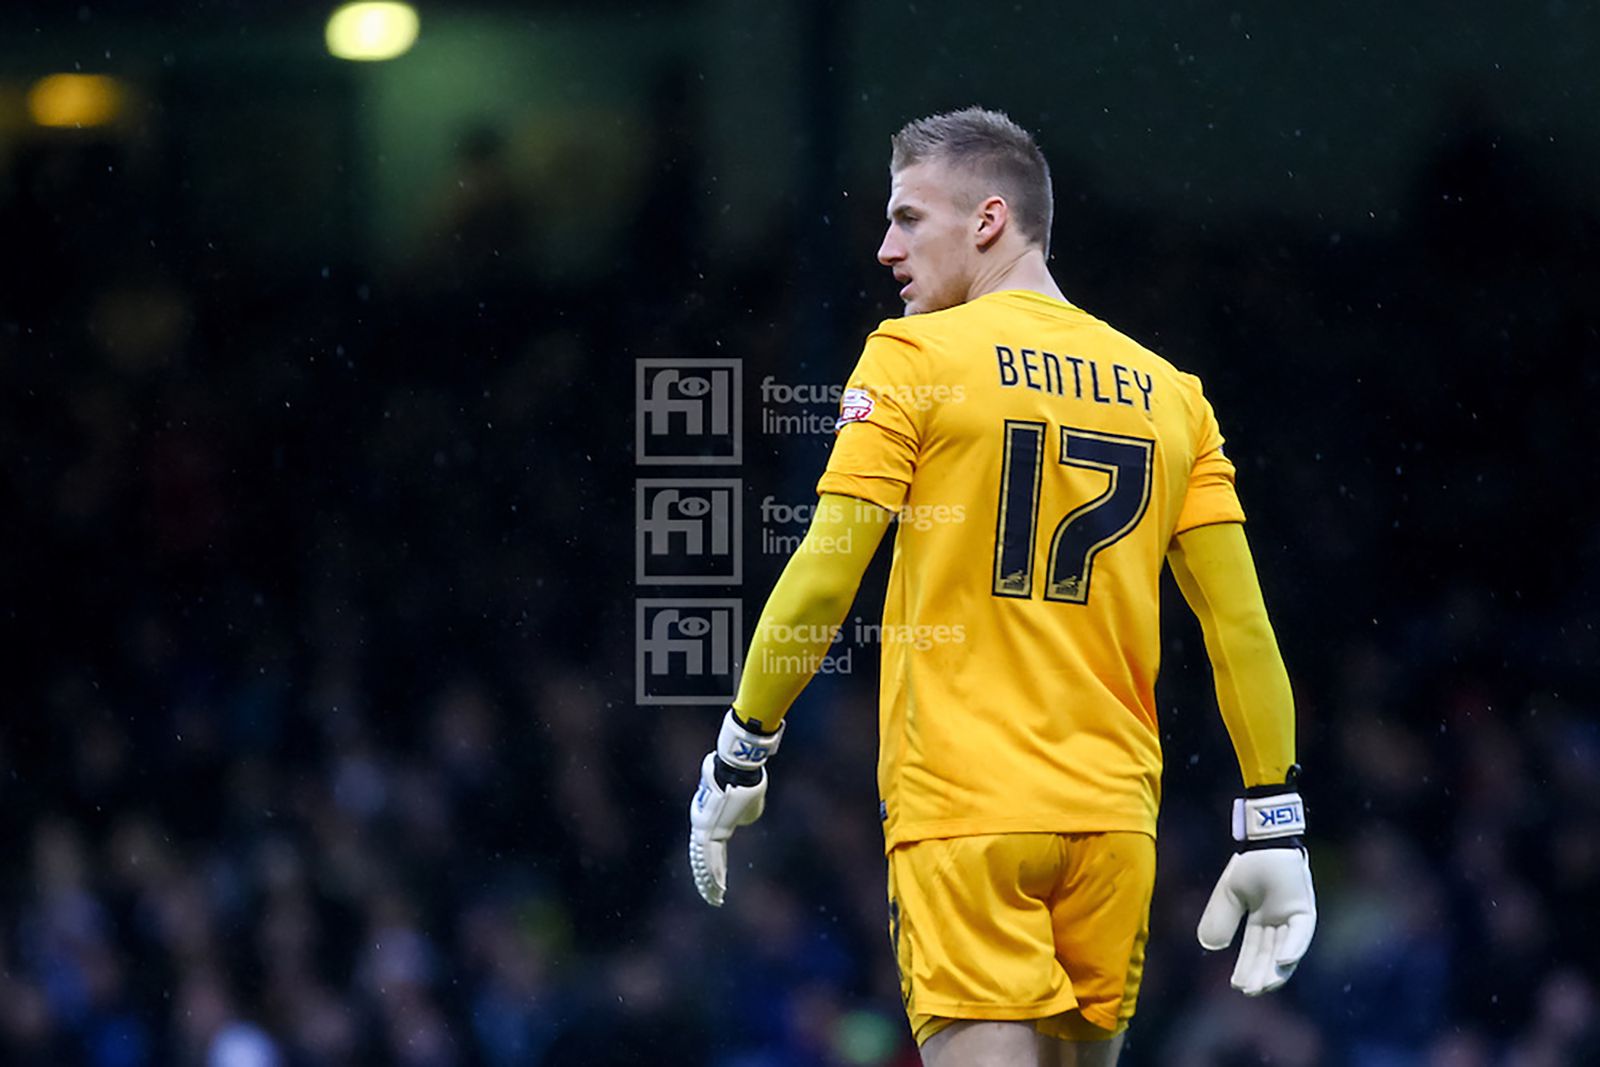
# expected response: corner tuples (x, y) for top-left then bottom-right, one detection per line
(1165, 373), (1295, 788)
(1168, 519), (1315, 997)
(1166, 521), (1294, 786)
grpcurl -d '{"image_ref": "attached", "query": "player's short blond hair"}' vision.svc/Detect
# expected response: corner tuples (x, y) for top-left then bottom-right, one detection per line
(890, 107), (1053, 253)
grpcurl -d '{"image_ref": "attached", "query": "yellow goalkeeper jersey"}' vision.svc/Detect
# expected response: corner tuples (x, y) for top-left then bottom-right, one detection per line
(816, 290), (1245, 850)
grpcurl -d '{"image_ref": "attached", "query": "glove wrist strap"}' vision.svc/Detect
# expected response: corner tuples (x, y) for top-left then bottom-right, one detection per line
(716, 708), (785, 772)
(1231, 792), (1306, 843)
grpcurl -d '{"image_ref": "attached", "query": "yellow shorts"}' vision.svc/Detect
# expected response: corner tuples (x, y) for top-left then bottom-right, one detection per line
(886, 831), (1156, 1046)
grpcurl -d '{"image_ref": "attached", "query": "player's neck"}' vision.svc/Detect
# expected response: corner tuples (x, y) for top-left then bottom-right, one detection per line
(966, 246), (1065, 305)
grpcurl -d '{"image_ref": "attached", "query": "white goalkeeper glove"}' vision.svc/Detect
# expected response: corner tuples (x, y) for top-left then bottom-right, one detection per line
(1197, 772), (1317, 996)
(688, 709), (785, 907)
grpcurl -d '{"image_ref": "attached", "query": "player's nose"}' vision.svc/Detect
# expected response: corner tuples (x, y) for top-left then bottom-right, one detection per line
(877, 226), (903, 266)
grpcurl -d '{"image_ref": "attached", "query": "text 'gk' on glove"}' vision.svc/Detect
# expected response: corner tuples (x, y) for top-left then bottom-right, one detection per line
(1197, 783), (1317, 996)
(688, 709), (784, 907)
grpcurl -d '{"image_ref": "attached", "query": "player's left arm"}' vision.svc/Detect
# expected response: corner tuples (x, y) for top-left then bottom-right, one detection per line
(732, 490), (899, 730)
(1168, 520), (1315, 996)
(687, 489), (900, 906)
(690, 324), (921, 906)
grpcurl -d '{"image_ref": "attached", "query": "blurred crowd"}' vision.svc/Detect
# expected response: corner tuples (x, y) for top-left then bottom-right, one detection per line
(2, 90), (1598, 1067)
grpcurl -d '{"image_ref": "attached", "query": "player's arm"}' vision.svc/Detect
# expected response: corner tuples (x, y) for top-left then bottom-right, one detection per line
(732, 490), (899, 731)
(1166, 521), (1294, 786)
(1168, 520), (1315, 996)
(689, 324), (922, 907)
(687, 489), (900, 906)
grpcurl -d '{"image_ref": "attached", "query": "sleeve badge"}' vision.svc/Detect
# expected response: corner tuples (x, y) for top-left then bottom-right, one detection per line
(838, 387), (875, 427)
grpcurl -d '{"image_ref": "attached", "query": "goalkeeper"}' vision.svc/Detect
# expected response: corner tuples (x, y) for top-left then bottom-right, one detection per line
(688, 107), (1314, 1067)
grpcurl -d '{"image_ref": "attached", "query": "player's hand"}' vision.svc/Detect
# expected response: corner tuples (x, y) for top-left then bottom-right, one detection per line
(1197, 785), (1316, 995)
(688, 710), (784, 906)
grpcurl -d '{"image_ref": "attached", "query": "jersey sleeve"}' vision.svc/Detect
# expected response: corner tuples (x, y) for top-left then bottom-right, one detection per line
(1174, 376), (1247, 534)
(816, 324), (924, 511)
(1167, 522), (1296, 787)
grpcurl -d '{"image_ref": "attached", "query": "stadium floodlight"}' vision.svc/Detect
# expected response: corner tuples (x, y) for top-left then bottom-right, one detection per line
(27, 73), (125, 128)
(326, 2), (420, 62)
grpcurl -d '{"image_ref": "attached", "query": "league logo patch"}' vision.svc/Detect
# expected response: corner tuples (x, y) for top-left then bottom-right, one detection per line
(839, 388), (875, 427)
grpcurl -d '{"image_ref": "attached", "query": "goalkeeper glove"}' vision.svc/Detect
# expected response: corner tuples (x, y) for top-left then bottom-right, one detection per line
(1197, 770), (1317, 995)
(688, 709), (784, 907)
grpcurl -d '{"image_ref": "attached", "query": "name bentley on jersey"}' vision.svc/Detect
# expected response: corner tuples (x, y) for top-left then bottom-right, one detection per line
(995, 345), (1155, 413)
(817, 291), (1245, 847)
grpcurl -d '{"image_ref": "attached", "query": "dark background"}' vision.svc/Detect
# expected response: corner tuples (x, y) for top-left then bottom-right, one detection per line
(2, 2), (1597, 1064)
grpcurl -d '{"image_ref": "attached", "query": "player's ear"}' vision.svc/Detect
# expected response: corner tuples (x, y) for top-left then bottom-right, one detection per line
(974, 195), (1008, 250)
